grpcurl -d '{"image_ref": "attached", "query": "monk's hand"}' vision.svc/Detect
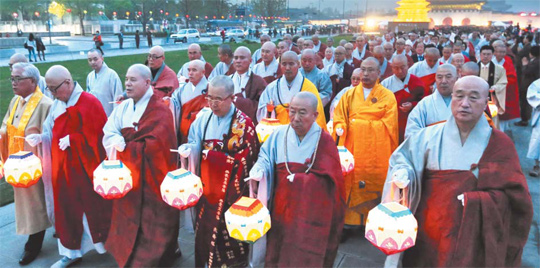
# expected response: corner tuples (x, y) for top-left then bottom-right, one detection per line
(58, 135), (70, 151)
(245, 168), (263, 182)
(399, 102), (413, 113)
(115, 94), (126, 102)
(25, 134), (42, 147)
(391, 169), (410, 189)
(335, 128), (344, 136)
(178, 144), (191, 158)
(457, 194), (465, 206)
(114, 141), (126, 152)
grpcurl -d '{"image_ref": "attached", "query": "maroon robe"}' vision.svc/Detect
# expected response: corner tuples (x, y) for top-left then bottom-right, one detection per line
(225, 64), (236, 76)
(232, 72), (267, 125)
(394, 74), (425, 143)
(151, 64), (179, 98)
(265, 131), (345, 267)
(351, 57), (363, 69)
(106, 95), (179, 267)
(204, 62), (214, 79)
(52, 92), (111, 249)
(381, 61), (394, 81)
(499, 56), (521, 120)
(403, 130), (533, 267)
(195, 109), (259, 267)
(330, 62), (355, 99)
(316, 43), (328, 60)
(262, 66), (283, 84)
(179, 89), (209, 144)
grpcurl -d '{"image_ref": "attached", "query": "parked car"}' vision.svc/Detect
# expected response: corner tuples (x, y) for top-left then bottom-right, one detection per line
(171, 29), (200, 43)
(225, 29), (246, 42)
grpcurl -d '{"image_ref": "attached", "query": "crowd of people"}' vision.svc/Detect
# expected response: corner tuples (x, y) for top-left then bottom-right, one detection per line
(1, 25), (539, 268)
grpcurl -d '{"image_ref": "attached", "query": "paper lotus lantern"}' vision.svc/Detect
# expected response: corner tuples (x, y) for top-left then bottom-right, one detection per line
(327, 119), (334, 135)
(4, 151), (42, 188)
(225, 196), (271, 243)
(488, 101), (498, 118)
(365, 202), (418, 255)
(161, 168), (203, 210)
(338, 146), (355, 175)
(256, 118), (282, 143)
(93, 160), (132, 199)
(0, 160), (4, 179)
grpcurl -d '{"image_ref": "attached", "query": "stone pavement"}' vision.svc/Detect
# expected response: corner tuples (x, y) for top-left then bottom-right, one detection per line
(1, 121), (539, 267)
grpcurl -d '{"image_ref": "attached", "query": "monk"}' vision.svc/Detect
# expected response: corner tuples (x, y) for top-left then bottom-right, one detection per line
(344, 43), (362, 68)
(147, 46), (179, 98)
(1, 63), (53, 265)
(103, 64), (179, 267)
(177, 43), (213, 80)
(26, 65), (111, 267)
(383, 76), (533, 268)
(527, 79), (540, 177)
(393, 38), (414, 67)
(171, 59), (209, 144)
(208, 44), (235, 81)
(381, 55), (426, 142)
(409, 47), (440, 96)
(247, 91), (345, 267)
(9, 53), (51, 99)
(178, 75), (258, 267)
(373, 45), (393, 81)
(329, 68), (361, 120)
(252, 41), (282, 84)
(251, 34), (271, 67)
(277, 41), (289, 61)
(493, 40), (520, 132)
(325, 46), (354, 99)
(311, 34), (327, 59)
(450, 53), (465, 76)
(229, 46), (267, 124)
(257, 51), (327, 130)
(333, 57), (398, 236)
(300, 49), (333, 106)
(86, 48), (123, 116)
(405, 64), (458, 139)
(323, 47), (334, 68)
(352, 35), (372, 62)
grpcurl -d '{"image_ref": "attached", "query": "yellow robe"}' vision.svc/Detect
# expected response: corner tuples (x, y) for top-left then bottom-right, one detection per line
(274, 78), (328, 131)
(333, 82), (398, 225)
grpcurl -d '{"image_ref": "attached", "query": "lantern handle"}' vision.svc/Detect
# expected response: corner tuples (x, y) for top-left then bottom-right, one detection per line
(105, 144), (117, 161)
(387, 180), (408, 206)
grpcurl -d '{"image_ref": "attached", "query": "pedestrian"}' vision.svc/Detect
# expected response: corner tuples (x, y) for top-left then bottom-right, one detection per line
(135, 30), (140, 49)
(117, 30), (123, 49)
(273, 28), (277, 38)
(17, 29), (23, 37)
(220, 29), (226, 43)
(35, 33), (46, 61)
(93, 30), (104, 55)
(24, 33), (37, 62)
(147, 29), (153, 47)
(165, 27), (170, 44)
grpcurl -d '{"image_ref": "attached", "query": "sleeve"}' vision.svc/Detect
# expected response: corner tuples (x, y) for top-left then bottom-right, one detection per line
(86, 74), (91, 92)
(318, 72), (333, 106)
(493, 67), (508, 110)
(404, 100), (427, 139)
(332, 89), (351, 142)
(256, 83), (275, 122)
(249, 130), (278, 206)
(102, 104), (125, 159)
(111, 72), (124, 104)
(527, 79), (540, 109)
(183, 114), (204, 174)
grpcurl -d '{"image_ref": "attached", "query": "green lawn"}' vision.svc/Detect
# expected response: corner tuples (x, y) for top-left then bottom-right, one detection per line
(1, 35), (352, 119)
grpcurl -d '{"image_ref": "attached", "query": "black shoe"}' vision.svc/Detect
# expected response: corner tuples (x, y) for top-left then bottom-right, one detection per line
(19, 250), (39, 265)
(514, 120), (528, 127)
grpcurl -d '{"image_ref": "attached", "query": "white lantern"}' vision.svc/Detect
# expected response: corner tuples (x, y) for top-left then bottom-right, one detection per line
(225, 196), (271, 243)
(4, 151), (42, 188)
(161, 168), (203, 210)
(93, 160), (133, 199)
(365, 202), (418, 255)
(327, 119), (334, 136)
(256, 118), (282, 143)
(338, 146), (355, 175)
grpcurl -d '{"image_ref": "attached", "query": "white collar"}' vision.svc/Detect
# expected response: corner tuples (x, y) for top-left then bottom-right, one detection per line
(280, 72), (304, 91)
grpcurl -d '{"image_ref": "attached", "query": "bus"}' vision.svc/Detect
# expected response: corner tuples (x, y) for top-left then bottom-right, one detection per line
(206, 20), (244, 33)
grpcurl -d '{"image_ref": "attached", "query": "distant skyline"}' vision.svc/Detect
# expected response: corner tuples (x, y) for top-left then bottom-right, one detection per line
(234, 0), (539, 13)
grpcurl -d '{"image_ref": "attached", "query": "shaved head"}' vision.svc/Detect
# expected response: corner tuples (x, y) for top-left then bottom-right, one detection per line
(461, 61), (480, 76)
(189, 59), (205, 71)
(281, 51), (298, 62)
(425, 47), (440, 57)
(10, 53), (27, 64)
(452, 76), (490, 126)
(455, 76), (489, 98)
(45, 65), (73, 102)
(45, 65), (72, 81)
(235, 46), (251, 55)
(188, 43), (202, 61)
(392, 54), (408, 65)
(188, 43), (201, 52)
(127, 63), (152, 80)
(291, 91), (318, 112)
(149, 45), (164, 55)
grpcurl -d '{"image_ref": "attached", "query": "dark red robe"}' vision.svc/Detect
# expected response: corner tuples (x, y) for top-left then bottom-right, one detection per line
(232, 72), (267, 125)
(381, 62), (394, 81)
(419, 73), (436, 97)
(52, 91), (111, 249)
(151, 64), (179, 98)
(265, 131), (346, 267)
(204, 62), (214, 79)
(180, 92), (209, 144)
(262, 66), (283, 84)
(106, 95), (179, 267)
(403, 130), (533, 267)
(195, 109), (259, 267)
(499, 56), (521, 121)
(330, 62), (355, 99)
(394, 74), (425, 143)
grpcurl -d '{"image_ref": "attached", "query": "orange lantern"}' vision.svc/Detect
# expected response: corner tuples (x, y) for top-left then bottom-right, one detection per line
(225, 196), (271, 243)
(255, 118), (282, 143)
(160, 168), (203, 210)
(93, 160), (133, 199)
(4, 151), (42, 188)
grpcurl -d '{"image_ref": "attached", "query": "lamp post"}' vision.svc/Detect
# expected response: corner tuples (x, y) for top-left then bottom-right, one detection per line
(12, 12), (19, 30)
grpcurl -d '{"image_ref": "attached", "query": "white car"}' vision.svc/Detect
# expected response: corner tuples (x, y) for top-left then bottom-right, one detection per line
(171, 29), (200, 43)
(225, 29), (246, 42)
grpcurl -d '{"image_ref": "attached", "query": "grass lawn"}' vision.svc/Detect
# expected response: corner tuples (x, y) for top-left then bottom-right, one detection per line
(0, 35), (353, 119)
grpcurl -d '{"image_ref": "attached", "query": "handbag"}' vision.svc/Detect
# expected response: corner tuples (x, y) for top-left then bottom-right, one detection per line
(23, 41), (28, 49)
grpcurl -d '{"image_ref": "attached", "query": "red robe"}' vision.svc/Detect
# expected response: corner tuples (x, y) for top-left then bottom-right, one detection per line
(232, 72), (267, 125)
(52, 92), (111, 249)
(499, 56), (521, 120)
(180, 91), (209, 144)
(394, 74), (425, 143)
(403, 130), (533, 267)
(265, 131), (345, 267)
(351, 57), (362, 69)
(262, 66), (283, 84)
(106, 95), (179, 267)
(204, 62), (214, 79)
(419, 73), (436, 97)
(225, 64), (236, 76)
(151, 64), (179, 98)
(195, 109), (259, 267)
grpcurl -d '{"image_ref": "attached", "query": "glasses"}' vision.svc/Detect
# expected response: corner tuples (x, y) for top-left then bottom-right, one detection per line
(46, 80), (68, 94)
(205, 95), (232, 104)
(9, 76), (32, 83)
(147, 54), (164, 60)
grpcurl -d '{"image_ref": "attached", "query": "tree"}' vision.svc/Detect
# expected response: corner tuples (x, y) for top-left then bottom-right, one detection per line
(57, 0), (102, 35)
(252, 0), (286, 26)
(1, 0), (42, 22)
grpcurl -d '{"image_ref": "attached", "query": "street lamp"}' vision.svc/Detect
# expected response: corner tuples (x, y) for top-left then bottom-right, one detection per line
(12, 12), (19, 30)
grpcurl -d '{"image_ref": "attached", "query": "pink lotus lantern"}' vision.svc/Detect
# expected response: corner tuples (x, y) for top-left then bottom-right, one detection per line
(160, 168), (203, 210)
(365, 202), (418, 255)
(338, 146), (355, 175)
(4, 151), (42, 188)
(93, 160), (133, 199)
(256, 118), (282, 143)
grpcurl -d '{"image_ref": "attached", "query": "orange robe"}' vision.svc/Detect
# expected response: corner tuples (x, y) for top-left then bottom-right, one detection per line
(333, 83), (398, 225)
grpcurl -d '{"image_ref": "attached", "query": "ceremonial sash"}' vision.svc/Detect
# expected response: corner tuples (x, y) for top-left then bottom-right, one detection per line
(274, 78), (305, 124)
(7, 87), (44, 154)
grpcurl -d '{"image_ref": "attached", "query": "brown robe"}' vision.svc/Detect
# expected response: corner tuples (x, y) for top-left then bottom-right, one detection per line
(232, 72), (267, 125)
